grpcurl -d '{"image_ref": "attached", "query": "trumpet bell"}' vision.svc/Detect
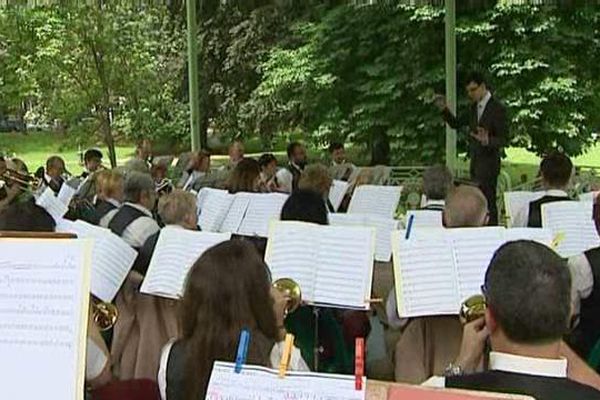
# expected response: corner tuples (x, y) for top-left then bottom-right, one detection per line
(93, 302), (119, 331)
(272, 278), (302, 315)
(459, 294), (486, 324)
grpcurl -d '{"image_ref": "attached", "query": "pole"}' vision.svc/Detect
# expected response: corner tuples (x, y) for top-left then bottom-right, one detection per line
(445, 0), (457, 172)
(186, 0), (201, 151)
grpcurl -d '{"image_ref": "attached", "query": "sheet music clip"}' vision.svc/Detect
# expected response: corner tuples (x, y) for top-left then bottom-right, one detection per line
(355, 337), (365, 390)
(405, 214), (415, 240)
(278, 333), (294, 378)
(551, 232), (566, 250)
(234, 329), (250, 373)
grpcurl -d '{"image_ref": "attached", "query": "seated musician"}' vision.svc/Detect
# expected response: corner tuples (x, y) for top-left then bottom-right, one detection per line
(0, 200), (112, 389)
(258, 153), (280, 192)
(158, 240), (308, 400)
(226, 157), (261, 194)
(100, 171), (159, 249)
(152, 162), (174, 198)
(69, 148), (104, 193)
(391, 185), (489, 383)
(0, 157), (24, 212)
(178, 150), (211, 191)
(297, 164), (334, 212)
(276, 142), (307, 193)
(513, 151), (573, 227)
(421, 164), (453, 211)
(35, 155), (67, 195)
(426, 240), (600, 399)
(328, 142), (356, 181)
(219, 140), (245, 173)
(133, 190), (198, 275)
(91, 169), (124, 225)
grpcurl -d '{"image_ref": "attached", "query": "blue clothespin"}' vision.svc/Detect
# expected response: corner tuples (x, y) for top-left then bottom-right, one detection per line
(235, 329), (250, 373)
(405, 214), (415, 240)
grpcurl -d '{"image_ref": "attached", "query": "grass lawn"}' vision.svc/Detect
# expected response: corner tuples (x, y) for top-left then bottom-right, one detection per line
(1, 131), (599, 181)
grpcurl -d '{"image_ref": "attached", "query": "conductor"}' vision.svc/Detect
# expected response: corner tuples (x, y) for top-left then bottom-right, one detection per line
(435, 72), (508, 225)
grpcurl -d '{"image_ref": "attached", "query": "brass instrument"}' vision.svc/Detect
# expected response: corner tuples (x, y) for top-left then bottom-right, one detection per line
(92, 301), (119, 331)
(459, 294), (487, 324)
(272, 278), (302, 317)
(1, 168), (41, 189)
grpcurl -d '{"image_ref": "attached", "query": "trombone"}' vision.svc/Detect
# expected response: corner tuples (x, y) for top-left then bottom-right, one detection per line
(460, 294), (487, 324)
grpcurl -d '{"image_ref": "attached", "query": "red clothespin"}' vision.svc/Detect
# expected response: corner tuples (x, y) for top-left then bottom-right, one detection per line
(355, 337), (365, 390)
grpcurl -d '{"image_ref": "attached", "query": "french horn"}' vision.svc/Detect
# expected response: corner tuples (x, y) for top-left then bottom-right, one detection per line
(272, 278), (302, 317)
(92, 301), (119, 331)
(459, 294), (486, 324)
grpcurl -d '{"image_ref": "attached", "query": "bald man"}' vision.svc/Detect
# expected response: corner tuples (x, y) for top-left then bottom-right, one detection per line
(389, 185), (489, 384)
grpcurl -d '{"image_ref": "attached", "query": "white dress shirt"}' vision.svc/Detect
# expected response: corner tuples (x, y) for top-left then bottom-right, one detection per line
(512, 189), (569, 228)
(568, 253), (595, 317)
(477, 91), (492, 122)
(276, 163), (303, 194)
(100, 202), (160, 248)
(424, 351), (568, 388)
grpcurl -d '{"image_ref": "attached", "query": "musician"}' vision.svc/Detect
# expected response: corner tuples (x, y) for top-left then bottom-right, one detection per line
(512, 152), (573, 228)
(158, 240), (308, 400)
(100, 171), (159, 249)
(328, 142), (356, 181)
(427, 241), (600, 399)
(0, 157), (20, 211)
(297, 164), (335, 212)
(421, 165), (453, 212)
(258, 153), (280, 192)
(36, 155), (67, 195)
(69, 149), (104, 194)
(178, 150), (211, 191)
(0, 200), (55, 232)
(436, 72), (508, 225)
(133, 190), (198, 275)
(276, 142), (307, 193)
(219, 140), (244, 173)
(391, 185), (488, 383)
(152, 162), (174, 198)
(90, 170), (124, 225)
(226, 158), (261, 194)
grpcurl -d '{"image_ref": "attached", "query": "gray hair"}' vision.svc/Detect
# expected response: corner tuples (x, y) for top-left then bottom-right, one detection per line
(422, 165), (453, 200)
(124, 158), (150, 175)
(158, 190), (197, 225)
(444, 185), (488, 228)
(124, 171), (155, 203)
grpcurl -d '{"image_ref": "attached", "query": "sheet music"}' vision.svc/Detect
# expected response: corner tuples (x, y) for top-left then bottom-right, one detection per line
(405, 209), (443, 228)
(197, 189), (234, 232)
(0, 239), (90, 400)
(57, 183), (77, 205)
(265, 222), (317, 301)
(504, 228), (554, 247)
(206, 361), (365, 400)
(394, 232), (458, 317)
(237, 193), (288, 237)
(328, 213), (398, 262)
(347, 185), (402, 219)
(36, 187), (69, 221)
(196, 187), (226, 211)
(503, 191), (544, 227)
(140, 227), (231, 299)
(328, 180), (350, 211)
(57, 220), (137, 302)
(542, 201), (599, 257)
(449, 228), (505, 303)
(219, 194), (251, 233)
(313, 226), (375, 309)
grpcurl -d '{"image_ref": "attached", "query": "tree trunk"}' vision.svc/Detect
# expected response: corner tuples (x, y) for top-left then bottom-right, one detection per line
(100, 108), (117, 168)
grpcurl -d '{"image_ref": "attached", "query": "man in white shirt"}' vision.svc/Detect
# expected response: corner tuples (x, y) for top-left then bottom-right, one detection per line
(219, 140), (244, 172)
(100, 171), (160, 249)
(328, 142), (356, 181)
(426, 240), (600, 399)
(276, 142), (307, 193)
(512, 152), (573, 227)
(36, 155), (66, 195)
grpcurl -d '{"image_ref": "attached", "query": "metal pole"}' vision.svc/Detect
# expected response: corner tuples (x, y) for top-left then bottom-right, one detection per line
(445, 0), (457, 172)
(187, 0), (201, 151)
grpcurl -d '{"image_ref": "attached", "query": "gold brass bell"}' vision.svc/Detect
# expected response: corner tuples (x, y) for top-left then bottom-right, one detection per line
(459, 294), (486, 324)
(272, 278), (302, 316)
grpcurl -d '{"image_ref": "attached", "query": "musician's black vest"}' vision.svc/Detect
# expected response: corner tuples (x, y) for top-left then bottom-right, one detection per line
(164, 341), (186, 400)
(568, 247), (600, 361)
(527, 195), (571, 227)
(94, 200), (118, 224)
(131, 231), (160, 275)
(447, 370), (600, 399)
(108, 204), (148, 241)
(287, 163), (303, 192)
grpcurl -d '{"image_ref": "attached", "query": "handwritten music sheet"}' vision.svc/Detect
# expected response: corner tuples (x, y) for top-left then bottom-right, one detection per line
(503, 191), (544, 227)
(393, 231), (458, 317)
(36, 187), (69, 221)
(197, 189), (234, 232)
(265, 221), (375, 309)
(0, 238), (91, 400)
(237, 193), (288, 237)
(405, 209), (443, 228)
(329, 180), (350, 212)
(206, 361), (365, 400)
(347, 185), (402, 219)
(328, 213), (398, 262)
(140, 227), (231, 299)
(542, 201), (599, 257)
